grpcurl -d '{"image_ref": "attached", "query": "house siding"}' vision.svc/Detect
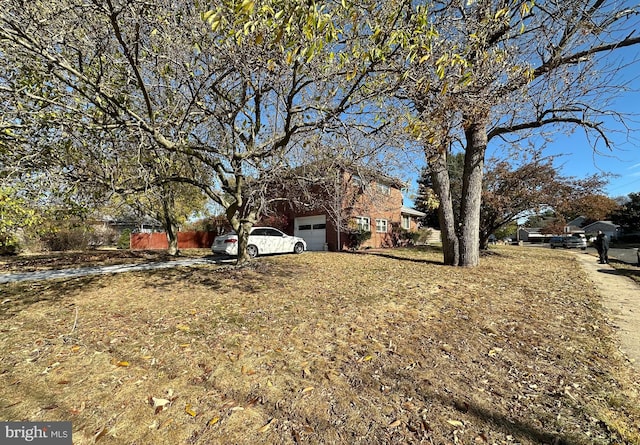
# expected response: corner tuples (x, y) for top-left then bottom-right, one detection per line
(281, 171), (425, 251)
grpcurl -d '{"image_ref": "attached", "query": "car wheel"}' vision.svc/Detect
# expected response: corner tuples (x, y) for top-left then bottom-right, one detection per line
(294, 242), (304, 254)
(247, 245), (258, 258)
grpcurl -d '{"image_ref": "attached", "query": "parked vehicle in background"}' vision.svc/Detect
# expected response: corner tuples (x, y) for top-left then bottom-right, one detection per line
(549, 236), (565, 249)
(212, 227), (306, 258)
(549, 234), (587, 250)
(565, 234), (587, 250)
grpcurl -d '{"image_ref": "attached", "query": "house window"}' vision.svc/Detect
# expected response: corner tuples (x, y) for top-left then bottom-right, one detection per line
(376, 182), (391, 195)
(375, 219), (388, 233)
(355, 216), (370, 231)
(402, 215), (411, 230)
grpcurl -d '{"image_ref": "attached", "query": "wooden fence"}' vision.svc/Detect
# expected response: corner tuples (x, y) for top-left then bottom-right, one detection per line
(130, 231), (217, 250)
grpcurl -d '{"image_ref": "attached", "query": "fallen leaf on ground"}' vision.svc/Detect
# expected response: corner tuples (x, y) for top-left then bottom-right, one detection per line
(258, 418), (276, 433)
(185, 403), (197, 417)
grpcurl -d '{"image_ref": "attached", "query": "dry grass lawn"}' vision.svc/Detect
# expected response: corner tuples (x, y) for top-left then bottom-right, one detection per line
(1, 246), (639, 444)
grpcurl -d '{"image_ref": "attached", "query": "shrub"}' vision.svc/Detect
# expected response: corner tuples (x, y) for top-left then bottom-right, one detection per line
(40, 227), (90, 251)
(117, 229), (132, 250)
(0, 236), (18, 255)
(390, 224), (422, 247)
(346, 229), (371, 250)
(413, 228), (433, 244)
(89, 225), (118, 248)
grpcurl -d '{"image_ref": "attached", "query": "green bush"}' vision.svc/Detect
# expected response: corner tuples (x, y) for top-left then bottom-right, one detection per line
(0, 235), (18, 255)
(414, 228), (433, 244)
(117, 229), (132, 250)
(346, 229), (371, 250)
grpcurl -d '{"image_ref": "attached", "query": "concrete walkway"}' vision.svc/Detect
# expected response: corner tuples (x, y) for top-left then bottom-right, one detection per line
(0, 257), (229, 284)
(573, 251), (640, 368)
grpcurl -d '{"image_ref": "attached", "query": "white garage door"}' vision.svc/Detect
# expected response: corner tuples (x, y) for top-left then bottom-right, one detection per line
(294, 215), (327, 251)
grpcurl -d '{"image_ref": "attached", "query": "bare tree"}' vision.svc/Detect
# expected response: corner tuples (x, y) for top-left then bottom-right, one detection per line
(0, 0), (403, 263)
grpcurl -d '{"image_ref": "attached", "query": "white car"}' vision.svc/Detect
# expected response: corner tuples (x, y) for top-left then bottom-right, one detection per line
(211, 227), (306, 258)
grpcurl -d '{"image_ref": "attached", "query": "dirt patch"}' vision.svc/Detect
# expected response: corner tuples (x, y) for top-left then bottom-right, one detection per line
(1, 247), (639, 444)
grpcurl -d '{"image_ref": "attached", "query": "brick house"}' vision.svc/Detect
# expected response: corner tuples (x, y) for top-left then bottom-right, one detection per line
(278, 169), (425, 251)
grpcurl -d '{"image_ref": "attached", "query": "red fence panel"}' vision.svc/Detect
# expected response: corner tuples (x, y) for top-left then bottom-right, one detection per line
(177, 231), (217, 249)
(130, 231), (216, 250)
(130, 233), (168, 250)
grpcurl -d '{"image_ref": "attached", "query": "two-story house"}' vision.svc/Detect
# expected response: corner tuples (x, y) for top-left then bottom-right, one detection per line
(278, 169), (425, 251)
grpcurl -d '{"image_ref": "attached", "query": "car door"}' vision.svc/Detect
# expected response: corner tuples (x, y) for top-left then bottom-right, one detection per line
(265, 228), (289, 253)
(248, 228), (269, 254)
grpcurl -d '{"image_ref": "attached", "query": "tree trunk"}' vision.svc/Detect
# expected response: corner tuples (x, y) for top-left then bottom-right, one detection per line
(161, 192), (179, 256)
(479, 230), (490, 250)
(459, 119), (489, 267)
(235, 222), (252, 265)
(165, 221), (179, 256)
(429, 150), (459, 266)
(226, 203), (256, 265)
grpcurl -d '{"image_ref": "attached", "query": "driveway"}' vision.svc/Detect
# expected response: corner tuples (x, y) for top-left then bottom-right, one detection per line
(0, 257), (233, 284)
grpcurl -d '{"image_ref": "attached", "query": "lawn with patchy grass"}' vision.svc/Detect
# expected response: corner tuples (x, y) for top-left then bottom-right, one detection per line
(1, 246), (639, 444)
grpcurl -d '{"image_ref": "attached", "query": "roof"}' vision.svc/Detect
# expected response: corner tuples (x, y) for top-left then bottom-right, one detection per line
(401, 206), (426, 217)
(566, 216), (586, 227)
(582, 220), (620, 232)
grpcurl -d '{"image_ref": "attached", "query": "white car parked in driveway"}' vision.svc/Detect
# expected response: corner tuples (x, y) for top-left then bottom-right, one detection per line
(211, 227), (306, 258)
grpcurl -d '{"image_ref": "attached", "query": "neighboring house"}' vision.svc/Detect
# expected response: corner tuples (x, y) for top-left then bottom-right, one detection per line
(582, 220), (621, 240)
(90, 216), (164, 233)
(565, 216), (587, 234)
(278, 170), (425, 251)
(517, 227), (547, 242)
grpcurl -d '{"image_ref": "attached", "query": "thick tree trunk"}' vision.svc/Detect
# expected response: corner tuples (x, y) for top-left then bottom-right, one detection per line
(226, 203), (256, 266)
(459, 119), (489, 267)
(429, 150), (459, 266)
(165, 222), (179, 256)
(235, 222), (252, 265)
(161, 193), (179, 256)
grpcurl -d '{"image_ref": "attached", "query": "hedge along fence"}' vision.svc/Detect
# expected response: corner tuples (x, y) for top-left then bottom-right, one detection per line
(130, 231), (218, 250)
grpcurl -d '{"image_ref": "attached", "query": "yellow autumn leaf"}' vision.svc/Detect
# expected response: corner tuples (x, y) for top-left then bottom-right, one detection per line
(240, 0), (255, 14)
(301, 386), (314, 394)
(362, 355), (373, 362)
(116, 361), (129, 367)
(71, 345), (81, 352)
(185, 403), (197, 417)
(208, 416), (220, 426)
(447, 419), (464, 427)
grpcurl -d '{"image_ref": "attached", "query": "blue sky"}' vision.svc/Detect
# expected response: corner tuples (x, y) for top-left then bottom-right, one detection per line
(540, 62), (640, 199)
